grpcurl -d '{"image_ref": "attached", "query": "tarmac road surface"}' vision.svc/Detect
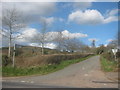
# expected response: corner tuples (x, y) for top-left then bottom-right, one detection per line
(2, 56), (118, 88)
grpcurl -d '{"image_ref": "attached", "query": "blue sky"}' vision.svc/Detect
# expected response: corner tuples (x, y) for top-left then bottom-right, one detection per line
(29, 2), (118, 47)
(2, 2), (119, 48)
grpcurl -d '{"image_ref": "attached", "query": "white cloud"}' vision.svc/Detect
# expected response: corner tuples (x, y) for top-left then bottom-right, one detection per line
(104, 16), (118, 24)
(104, 44), (108, 47)
(88, 38), (99, 42)
(29, 43), (40, 47)
(61, 2), (92, 13)
(73, 0), (118, 2)
(103, 9), (119, 23)
(68, 9), (118, 25)
(1, 0), (57, 2)
(107, 9), (119, 16)
(0, 3), (1, 27)
(1, 0), (119, 2)
(62, 30), (88, 39)
(42, 30), (88, 42)
(68, 10), (104, 25)
(39, 17), (64, 26)
(2, 2), (56, 15)
(44, 43), (57, 49)
(94, 0), (119, 2)
(0, 29), (14, 47)
(2, 2), (56, 23)
(17, 28), (38, 43)
(0, 32), (9, 47)
(74, 0), (95, 2)
(73, 2), (92, 10)
(1, 28), (88, 48)
(40, 17), (55, 26)
(29, 43), (57, 49)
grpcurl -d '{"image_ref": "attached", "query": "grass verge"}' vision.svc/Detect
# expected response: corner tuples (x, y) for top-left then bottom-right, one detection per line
(3, 55), (94, 77)
(100, 56), (117, 72)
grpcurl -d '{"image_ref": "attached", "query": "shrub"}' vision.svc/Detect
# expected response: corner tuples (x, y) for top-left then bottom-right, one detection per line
(102, 52), (114, 61)
(116, 52), (120, 69)
(116, 51), (120, 58)
(15, 48), (23, 56)
(2, 55), (12, 66)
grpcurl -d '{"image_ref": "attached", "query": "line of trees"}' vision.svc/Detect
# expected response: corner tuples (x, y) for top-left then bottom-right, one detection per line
(1, 7), (91, 58)
(54, 32), (90, 53)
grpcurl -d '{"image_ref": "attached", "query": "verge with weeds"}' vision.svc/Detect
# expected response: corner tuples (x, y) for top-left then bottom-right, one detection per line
(100, 56), (117, 72)
(2, 55), (94, 77)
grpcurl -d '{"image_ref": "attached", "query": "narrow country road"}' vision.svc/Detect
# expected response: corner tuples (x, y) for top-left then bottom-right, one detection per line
(2, 56), (118, 88)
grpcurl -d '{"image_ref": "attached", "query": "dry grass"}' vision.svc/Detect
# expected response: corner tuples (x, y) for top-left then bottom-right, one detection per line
(15, 54), (93, 67)
(3, 55), (93, 77)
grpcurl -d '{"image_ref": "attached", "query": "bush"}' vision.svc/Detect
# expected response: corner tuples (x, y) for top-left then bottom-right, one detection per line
(41, 54), (92, 65)
(116, 51), (120, 69)
(2, 55), (12, 66)
(116, 51), (120, 58)
(15, 49), (23, 56)
(102, 52), (114, 61)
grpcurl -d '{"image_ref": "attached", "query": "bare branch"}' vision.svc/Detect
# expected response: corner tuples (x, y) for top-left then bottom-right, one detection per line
(2, 7), (26, 57)
(0, 29), (9, 38)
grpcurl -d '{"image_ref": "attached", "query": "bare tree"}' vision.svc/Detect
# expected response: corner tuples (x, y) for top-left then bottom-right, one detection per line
(32, 19), (48, 55)
(80, 45), (91, 53)
(107, 40), (118, 49)
(40, 21), (48, 55)
(54, 31), (86, 53)
(63, 38), (86, 53)
(54, 30), (65, 52)
(2, 7), (26, 57)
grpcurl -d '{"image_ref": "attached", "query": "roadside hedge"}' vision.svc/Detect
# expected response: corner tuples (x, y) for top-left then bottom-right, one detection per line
(15, 54), (94, 67)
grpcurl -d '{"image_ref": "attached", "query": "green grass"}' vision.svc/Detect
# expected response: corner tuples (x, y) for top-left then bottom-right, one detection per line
(100, 56), (117, 72)
(2, 55), (94, 77)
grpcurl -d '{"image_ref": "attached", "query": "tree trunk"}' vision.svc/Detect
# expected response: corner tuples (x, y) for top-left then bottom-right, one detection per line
(41, 43), (44, 55)
(8, 34), (11, 58)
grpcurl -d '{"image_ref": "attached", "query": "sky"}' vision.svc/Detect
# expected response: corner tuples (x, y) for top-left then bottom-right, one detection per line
(1, 1), (119, 49)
